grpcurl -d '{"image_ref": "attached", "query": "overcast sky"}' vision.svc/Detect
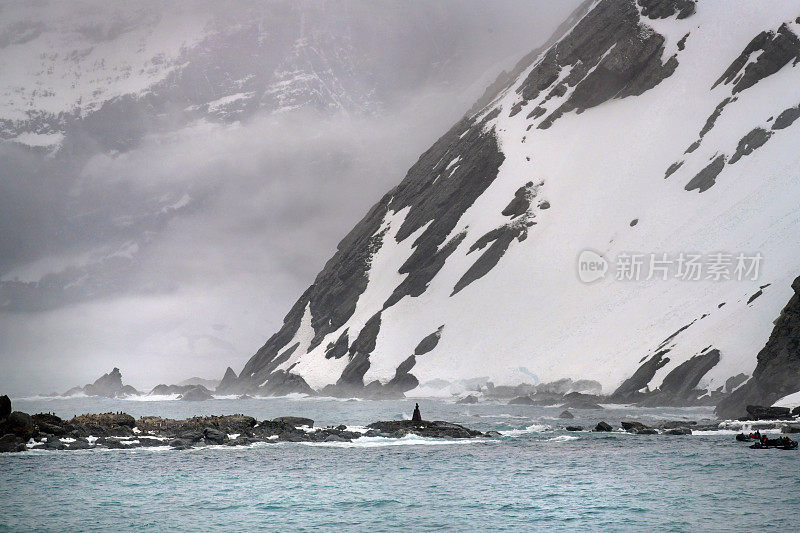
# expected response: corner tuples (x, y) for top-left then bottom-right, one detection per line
(0, 0), (580, 396)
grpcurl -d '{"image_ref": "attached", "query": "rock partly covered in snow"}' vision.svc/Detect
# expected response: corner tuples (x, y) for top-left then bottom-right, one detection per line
(224, 0), (800, 409)
(716, 275), (800, 419)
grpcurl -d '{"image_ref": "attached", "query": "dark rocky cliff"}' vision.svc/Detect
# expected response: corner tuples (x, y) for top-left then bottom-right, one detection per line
(716, 276), (800, 419)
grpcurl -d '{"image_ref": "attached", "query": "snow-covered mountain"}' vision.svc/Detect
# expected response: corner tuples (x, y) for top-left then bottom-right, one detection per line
(0, 0), (527, 153)
(1, 0), (558, 313)
(224, 0), (800, 416)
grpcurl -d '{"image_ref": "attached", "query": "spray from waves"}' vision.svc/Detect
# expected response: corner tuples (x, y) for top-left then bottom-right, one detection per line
(124, 394), (181, 402)
(13, 393), (88, 401)
(297, 434), (491, 448)
(500, 424), (553, 437)
(547, 435), (579, 442)
(470, 413), (529, 420)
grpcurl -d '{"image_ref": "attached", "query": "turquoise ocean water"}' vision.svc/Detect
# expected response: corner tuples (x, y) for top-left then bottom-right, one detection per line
(1, 397), (797, 531)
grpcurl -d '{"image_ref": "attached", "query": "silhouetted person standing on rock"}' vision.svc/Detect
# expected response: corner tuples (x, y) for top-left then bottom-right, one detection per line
(412, 403), (422, 422)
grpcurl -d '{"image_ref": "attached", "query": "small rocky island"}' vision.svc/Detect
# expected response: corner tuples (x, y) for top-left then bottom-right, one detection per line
(0, 396), (491, 453)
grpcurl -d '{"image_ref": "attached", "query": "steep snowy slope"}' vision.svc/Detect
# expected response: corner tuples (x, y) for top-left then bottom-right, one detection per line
(225, 0), (800, 411)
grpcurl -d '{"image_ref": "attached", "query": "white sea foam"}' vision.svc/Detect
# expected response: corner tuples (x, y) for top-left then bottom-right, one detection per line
(694, 425), (783, 436)
(298, 434), (488, 448)
(501, 424), (553, 437)
(130, 394), (181, 402)
(343, 426), (370, 434)
(477, 413), (529, 420)
(547, 435), (578, 442)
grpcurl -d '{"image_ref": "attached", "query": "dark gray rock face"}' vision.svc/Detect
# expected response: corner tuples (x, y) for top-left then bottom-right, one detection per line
(713, 24), (800, 95)
(84, 367), (124, 397)
(613, 344), (722, 407)
(366, 420), (483, 439)
(414, 327), (444, 356)
(452, 221), (530, 295)
(744, 405), (791, 421)
(729, 127), (773, 165)
(685, 155), (726, 192)
(637, 349), (721, 407)
(559, 410), (575, 419)
(502, 182), (535, 218)
(648, 349), (720, 404)
(273, 416), (314, 428)
(0, 395), (10, 420)
(63, 367), (140, 398)
(725, 373), (748, 393)
(637, 0), (696, 20)
(593, 421), (613, 432)
(611, 349), (670, 402)
(215, 367), (239, 394)
(382, 356), (420, 397)
(621, 421), (652, 433)
(664, 160), (684, 178)
(259, 370), (315, 397)
(0, 412), (36, 440)
(772, 104), (800, 130)
(717, 275), (800, 419)
(0, 434), (27, 453)
(324, 330), (350, 360)
(33, 413), (69, 436)
(516, 0), (683, 130)
(561, 392), (604, 410)
(678, 97), (733, 159)
(452, 181), (541, 296)
(203, 427), (228, 445)
(178, 386), (213, 401)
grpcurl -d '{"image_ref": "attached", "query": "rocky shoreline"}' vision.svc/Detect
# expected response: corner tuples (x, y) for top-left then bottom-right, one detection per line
(0, 396), (496, 453)
(3, 391), (799, 454)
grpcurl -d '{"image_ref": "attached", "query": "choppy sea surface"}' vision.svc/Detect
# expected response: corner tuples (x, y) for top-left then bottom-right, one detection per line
(1, 396), (798, 531)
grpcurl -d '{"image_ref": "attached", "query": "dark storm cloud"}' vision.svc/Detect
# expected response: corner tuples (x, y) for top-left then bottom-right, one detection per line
(0, 0), (581, 395)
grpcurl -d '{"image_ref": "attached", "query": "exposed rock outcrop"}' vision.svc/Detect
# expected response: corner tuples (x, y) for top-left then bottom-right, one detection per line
(712, 24), (800, 95)
(178, 386), (213, 401)
(744, 405), (792, 421)
(717, 275), (800, 419)
(215, 367), (239, 393)
(1, 409), (490, 453)
(593, 421), (613, 432)
(366, 420), (483, 439)
(0, 395), (10, 420)
(62, 368), (140, 398)
(0, 412), (35, 440)
(517, 0), (684, 130)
